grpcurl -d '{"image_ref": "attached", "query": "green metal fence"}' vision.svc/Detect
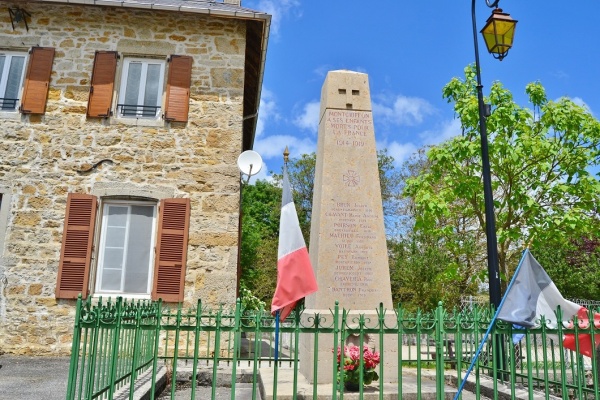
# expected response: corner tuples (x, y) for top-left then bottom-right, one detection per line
(66, 295), (599, 400)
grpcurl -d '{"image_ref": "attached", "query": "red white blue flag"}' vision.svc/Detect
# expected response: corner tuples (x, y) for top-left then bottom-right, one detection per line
(271, 164), (318, 321)
(498, 250), (600, 357)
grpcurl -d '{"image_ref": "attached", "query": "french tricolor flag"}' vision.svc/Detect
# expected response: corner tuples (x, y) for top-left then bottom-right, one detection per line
(498, 250), (600, 358)
(271, 163), (318, 321)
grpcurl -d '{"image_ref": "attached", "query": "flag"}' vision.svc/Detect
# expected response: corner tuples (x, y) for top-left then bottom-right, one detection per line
(498, 250), (599, 357)
(271, 164), (318, 321)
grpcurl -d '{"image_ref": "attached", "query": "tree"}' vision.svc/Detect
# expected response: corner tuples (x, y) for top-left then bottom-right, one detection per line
(273, 150), (403, 238)
(404, 65), (600, 293)
(388, 232), (481, 311)
(533, 233), (600, 300)
(240, 180), (281, 302)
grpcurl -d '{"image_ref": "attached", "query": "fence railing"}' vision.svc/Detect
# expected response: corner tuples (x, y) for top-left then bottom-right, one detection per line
(67, 296), (600, 400)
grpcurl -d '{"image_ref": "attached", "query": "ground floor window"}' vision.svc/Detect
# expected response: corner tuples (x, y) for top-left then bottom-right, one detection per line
(96, 202), (157, 295)
(56, 194), (190, 301)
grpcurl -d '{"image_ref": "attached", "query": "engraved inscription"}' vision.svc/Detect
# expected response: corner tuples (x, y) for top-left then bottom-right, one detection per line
(326, 110), (371, 148)
(326, 200), (379, 298)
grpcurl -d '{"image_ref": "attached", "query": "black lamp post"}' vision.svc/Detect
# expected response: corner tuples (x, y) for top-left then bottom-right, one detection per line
(471, 0), (517, 308)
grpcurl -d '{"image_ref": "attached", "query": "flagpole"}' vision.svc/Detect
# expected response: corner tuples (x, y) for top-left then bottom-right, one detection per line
(272, 148), (287, 400)
(275, 310), (280, 361)
(453, 249), (530, 400)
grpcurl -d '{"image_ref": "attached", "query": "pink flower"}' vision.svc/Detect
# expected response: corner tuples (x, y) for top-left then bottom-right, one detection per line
(335, 344), (380, 370)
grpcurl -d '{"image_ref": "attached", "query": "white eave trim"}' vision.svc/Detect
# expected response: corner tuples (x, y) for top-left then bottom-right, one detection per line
(37, 0), (270, 20)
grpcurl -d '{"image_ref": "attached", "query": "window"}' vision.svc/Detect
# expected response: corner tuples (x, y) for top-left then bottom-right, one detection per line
(0, 52), (27, 111)
(117, 58), (165, 118)
(95, 201), (157, 295)
(56, 194), (190, 302)
(86, 52), (192, 122)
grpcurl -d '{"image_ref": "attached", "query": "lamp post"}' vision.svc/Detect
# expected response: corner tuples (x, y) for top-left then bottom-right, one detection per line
(471, 0), (517, 308)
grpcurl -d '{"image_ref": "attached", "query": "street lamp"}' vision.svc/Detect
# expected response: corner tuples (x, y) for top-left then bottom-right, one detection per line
(471, 0), (517, 308)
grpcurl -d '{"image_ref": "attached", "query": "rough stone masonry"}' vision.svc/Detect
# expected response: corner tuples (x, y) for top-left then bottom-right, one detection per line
(0, 2), (248, 355)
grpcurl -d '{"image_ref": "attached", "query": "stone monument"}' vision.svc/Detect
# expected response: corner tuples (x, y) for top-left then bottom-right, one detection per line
(299, 70), (396, 383)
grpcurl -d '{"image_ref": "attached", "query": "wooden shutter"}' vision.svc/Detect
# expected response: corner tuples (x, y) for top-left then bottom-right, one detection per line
(56, 193), (97, 299)
(20, 47), (55, 114)
(87, 51), (117, 118)
(164, 55), (192, 123)
(152, 198), (190, 302)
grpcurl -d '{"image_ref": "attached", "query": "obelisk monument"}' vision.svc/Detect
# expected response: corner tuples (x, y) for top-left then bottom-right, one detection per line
(299, 70), (395, 383)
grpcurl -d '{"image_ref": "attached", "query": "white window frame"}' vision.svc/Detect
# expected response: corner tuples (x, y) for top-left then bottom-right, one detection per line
(117, 57), (166, 119)
(0, 51), (28, 112)
(95, 200), (158, 296)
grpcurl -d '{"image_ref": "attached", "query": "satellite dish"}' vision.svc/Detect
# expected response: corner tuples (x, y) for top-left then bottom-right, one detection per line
(237, 150), (263, 177)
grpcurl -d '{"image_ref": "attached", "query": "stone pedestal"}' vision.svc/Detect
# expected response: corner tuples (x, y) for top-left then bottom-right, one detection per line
(300, 70), (397, 384)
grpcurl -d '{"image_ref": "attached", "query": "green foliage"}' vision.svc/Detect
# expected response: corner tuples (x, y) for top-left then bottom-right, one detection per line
(532, 234), (600, 300)
(239, 284), (266, 312)
(405, 65), (600, 293)
(240, 180), (281, 303)
(388, 233), (479, 310)
(271, 154), (315, 241)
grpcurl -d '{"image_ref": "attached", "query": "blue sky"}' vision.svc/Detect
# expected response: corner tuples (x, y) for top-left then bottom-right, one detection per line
(244, 1), (599, 180)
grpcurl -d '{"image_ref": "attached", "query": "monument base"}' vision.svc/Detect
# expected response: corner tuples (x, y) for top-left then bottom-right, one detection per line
(299, 309), (398, 384)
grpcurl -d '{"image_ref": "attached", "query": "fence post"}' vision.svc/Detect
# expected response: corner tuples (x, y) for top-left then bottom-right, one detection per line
(83, 297), (101, 399)
(292, 305), (301, 400)
(230, 299), (242, 400)
(211, 306), (223, 400)
(66, 295), (83, 400)
(128, 300), (143, 400)
(191, 299), (202, 400)
(170, 304), (183, 399)
(435, 301), (444, 400)
(149, 299), (162, 400)
(377, 302), (385, 400)
(330, 302), (339, 400)
(107, 297), (124, 400)
(396, 304), (403, 399)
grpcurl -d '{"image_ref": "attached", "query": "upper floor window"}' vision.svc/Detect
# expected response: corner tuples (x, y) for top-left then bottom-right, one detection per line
(117, 58), (165, 119)
(87, 52), (192, 123)
(0, 52), (27, 111)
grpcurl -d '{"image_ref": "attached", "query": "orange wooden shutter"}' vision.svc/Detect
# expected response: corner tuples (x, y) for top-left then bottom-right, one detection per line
(152, 198), (190, 302)
(164, 55), (192, 123)
(56, 193), (97, 299)
(87, 51), (117, 118)
(20, 47), (55, 114)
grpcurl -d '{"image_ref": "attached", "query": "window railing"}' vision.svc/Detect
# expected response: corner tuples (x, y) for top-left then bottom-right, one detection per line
(0, 98), (19, 111)
(117, 104), (161, 118)
(66, 296), (600, 400)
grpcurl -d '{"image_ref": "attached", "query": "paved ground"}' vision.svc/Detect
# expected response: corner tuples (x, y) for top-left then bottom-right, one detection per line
(0, 355), (504, 400)
(0, 356), (70, 400)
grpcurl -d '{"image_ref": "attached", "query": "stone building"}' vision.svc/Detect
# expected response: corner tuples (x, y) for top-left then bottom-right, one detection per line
(0, 0), (270, 354)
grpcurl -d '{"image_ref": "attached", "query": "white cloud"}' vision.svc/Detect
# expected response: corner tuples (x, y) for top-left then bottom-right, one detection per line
(419, 118), (462, 146)
(293, 100), (320, 133)
(377, 140), (419, 166)
(570, 97), (593, 114)
(255, 88), (279, 138)
(254, 134), (316, 161)
(372, 94), (435, 126)
(247, 0), (301, 37)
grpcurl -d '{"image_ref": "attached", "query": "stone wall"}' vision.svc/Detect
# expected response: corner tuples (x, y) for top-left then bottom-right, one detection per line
(0, 3), (246, 354)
